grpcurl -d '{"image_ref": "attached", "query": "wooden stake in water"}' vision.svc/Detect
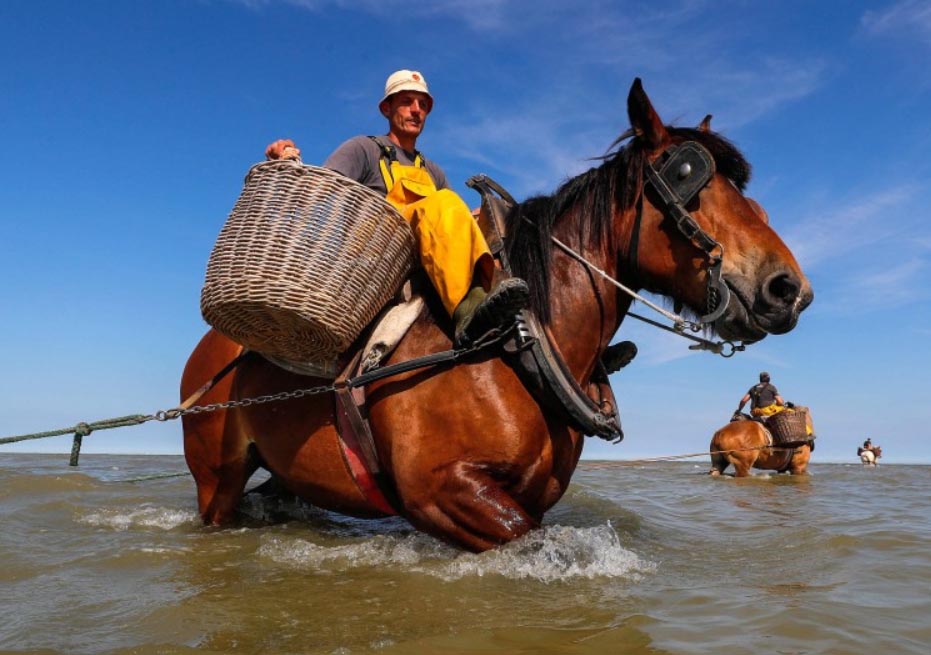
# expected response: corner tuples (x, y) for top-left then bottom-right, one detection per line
(69, 431), (83, 466)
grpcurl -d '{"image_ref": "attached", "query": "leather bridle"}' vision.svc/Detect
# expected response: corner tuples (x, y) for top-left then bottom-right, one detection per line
(632, 140), (731, 325)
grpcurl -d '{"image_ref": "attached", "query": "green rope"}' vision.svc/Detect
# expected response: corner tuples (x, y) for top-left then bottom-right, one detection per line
(0, 414), (153, 445)
(116, 471), (191, 483)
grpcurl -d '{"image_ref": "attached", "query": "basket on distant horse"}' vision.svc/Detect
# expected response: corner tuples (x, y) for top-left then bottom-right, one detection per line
(201, 159), (415, 362)
(766, 408), (811, 446)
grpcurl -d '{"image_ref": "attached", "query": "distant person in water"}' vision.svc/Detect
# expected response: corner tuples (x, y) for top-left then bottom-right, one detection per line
(736, 372), (786, 419)
(863, 438), (873, 450)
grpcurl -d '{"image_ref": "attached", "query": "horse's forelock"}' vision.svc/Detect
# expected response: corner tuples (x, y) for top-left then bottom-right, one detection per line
(669, 127), (752, 191)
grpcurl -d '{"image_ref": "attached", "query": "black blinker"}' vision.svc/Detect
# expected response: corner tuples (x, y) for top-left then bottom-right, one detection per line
(657, 141), (715, 205)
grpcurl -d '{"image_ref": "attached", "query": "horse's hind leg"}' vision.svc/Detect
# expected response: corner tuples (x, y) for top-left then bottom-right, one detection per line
(401, 462), (539, 552)
(182, 330), (258, 525)
(709, 450), (729, 476)
(183, 409), (258, 525)
(730, 454), (752, 477)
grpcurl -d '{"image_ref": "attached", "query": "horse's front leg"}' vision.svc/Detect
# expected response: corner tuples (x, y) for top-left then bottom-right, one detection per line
(399, 461), (540, 552)
(788, 447), (811, 475)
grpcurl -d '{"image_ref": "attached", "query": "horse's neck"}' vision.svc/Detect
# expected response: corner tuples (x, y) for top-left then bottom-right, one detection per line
(544, 211), (633, 379)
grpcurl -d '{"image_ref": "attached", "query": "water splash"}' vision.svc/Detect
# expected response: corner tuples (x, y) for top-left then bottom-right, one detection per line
(430, 523), (652, 582)
(258, 521), (652, 582)
(79, 505), (199, 531)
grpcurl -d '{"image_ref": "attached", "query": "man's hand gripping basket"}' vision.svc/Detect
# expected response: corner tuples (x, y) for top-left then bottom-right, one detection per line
(201, 160), (415, 362)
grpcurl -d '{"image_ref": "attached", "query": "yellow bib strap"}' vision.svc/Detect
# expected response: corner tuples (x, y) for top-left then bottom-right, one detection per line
(378, 157), (394, 190)
(370, 136), (425, 191)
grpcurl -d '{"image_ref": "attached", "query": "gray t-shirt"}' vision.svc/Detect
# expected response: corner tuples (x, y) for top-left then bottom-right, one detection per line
(748, 382), (779, 408)
(323, 135), (449, 196)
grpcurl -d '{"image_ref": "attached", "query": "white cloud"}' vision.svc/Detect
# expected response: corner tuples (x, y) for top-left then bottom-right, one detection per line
(862, 0), (931, 43)
(781, 185), (918, 269)
(434, 111), (608, 197)
(229, 0), (514, 30)
(823, 256), (930, 314)
(856, 257), (927, 302)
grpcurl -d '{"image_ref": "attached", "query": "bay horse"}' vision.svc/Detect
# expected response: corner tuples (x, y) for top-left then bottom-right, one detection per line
(708, 412), (815, 477)
(181, 79), (814, 551)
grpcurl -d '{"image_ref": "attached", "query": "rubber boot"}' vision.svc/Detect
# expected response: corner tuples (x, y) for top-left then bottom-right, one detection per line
(453, 277), (530, 346)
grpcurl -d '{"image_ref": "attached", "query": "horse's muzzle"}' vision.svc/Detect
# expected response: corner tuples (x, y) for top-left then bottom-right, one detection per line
(716, 270), (813, 341)
(754, 271), (814, 334)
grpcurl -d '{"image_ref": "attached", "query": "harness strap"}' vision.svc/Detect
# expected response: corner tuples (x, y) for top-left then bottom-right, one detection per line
(511, 310), (623, 442)
(643, 149), (731, 324)
(334, 351), (397, 515)
(179, 348), (251, 410)
(466, 172), (623, 442)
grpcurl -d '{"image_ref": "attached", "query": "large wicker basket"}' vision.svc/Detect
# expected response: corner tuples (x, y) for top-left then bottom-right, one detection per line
(767, 408), (812, 446)
(201, 160), (415, 362)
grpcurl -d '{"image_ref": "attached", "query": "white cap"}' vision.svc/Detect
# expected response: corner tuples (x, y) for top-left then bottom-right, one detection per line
(380, 70), (432, 106)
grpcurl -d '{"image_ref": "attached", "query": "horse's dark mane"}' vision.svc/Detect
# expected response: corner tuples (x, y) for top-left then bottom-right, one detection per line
(505, 126), (751, 323)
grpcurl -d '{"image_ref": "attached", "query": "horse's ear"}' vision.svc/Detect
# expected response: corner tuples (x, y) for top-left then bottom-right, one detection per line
(627, 78), (669, 151)
(699, 114), (713, 132)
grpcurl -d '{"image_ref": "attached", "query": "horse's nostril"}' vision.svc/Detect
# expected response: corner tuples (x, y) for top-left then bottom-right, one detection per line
(764, 272), (800, 306)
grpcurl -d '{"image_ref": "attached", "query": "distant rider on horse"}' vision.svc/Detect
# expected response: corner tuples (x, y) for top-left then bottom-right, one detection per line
(736, 372), (786, 420)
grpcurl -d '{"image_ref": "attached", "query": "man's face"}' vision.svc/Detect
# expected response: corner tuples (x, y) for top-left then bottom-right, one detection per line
(381, 91), (432, 140)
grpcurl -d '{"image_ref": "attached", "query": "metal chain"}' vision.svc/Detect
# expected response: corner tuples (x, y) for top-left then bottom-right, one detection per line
(153, 383), (337, 422)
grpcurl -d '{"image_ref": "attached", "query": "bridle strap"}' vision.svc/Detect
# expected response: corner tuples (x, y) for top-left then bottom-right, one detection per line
(643, 147), (731, 324)
(644, 164), (721, 256)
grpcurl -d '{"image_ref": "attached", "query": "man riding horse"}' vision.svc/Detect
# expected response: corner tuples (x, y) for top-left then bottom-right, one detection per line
(736, 371), (786, 420)
(183, 78), (814, 551)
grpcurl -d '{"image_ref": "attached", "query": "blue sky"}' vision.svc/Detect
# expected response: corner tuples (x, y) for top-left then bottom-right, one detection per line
(2, 1), (930, 465)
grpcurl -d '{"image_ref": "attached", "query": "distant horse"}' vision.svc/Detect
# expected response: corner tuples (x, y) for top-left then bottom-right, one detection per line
(181, 79), (814, 551)
(858, 446), (881, 466)
(708, 411), (815, 477)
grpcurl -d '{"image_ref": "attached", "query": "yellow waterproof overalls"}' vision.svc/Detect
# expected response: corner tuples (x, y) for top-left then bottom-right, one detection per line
(374, 142), (494, 317)
(751, 404), (786, 418)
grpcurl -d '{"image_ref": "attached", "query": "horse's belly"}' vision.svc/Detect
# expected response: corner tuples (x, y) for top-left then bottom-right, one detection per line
(753, 450), (792, 471)
(247, 405), (385, 517)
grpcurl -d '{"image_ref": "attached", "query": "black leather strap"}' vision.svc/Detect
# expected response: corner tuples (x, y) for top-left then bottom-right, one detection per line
(512, 310), (623, 442)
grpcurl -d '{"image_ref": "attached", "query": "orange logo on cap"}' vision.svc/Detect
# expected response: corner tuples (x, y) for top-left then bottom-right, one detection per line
(412, 73), (421, 80)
